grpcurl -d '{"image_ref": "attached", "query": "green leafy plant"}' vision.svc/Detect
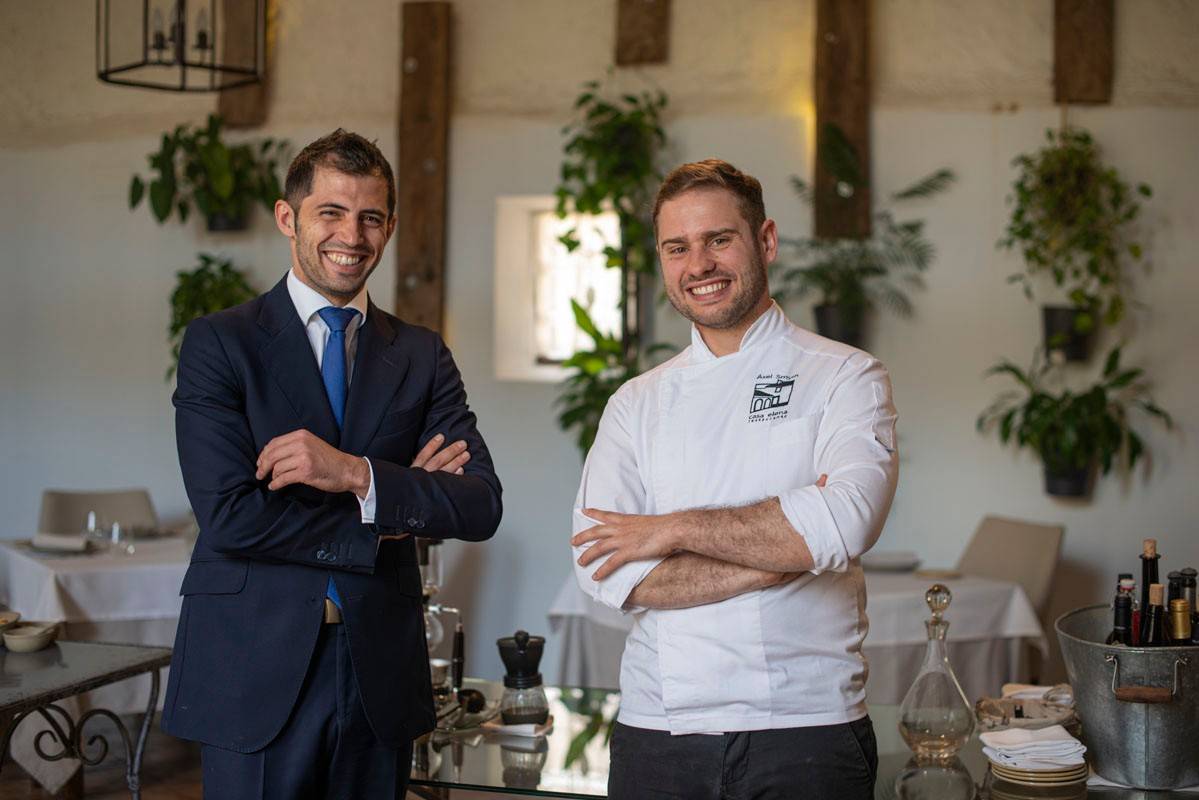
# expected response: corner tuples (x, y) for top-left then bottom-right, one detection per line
(976, 346), (1171, 482)
(553, 79), (670, 456)
(999, 127), (1152, 333)
(167, 253), (257, 378)
(130, 114), (287, 226)
(776, 124), (955, 326)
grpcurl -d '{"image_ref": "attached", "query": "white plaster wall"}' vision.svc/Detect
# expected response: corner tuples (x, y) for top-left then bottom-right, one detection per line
(2, 1), (1198, 683)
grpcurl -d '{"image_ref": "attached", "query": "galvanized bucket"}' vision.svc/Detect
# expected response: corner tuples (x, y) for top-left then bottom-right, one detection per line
(1056, 605), (1199, 790)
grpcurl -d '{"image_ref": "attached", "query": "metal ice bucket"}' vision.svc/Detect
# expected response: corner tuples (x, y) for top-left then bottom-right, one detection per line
(1056, 605), (1199, 790)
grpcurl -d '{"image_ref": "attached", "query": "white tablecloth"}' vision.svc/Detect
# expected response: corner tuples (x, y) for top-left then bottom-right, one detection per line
(0, 536), (189, 792)
(547, 571), (1048, 704)
(0, 536), (189, 712)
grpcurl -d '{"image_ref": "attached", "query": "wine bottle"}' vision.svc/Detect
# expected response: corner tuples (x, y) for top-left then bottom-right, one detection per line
(1118, 573), (1139, 645)
(1106, 594), (1134, 646)
(1181, 568), (1199, 644)
(1181, 567), (1197, 610)
(1168, 571), (1184, 605)
(1139, 540), (1161, 644)
(1143, 583), (1167, 647)
(1169, 599), (1193, 646)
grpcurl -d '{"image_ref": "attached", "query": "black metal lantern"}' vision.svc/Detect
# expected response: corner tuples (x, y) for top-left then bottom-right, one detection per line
(96, 0), (265, 92)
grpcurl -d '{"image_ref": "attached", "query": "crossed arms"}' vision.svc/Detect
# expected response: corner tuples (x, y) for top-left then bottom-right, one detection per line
(571, 356), (899, 611)
(175, 316), (500, 571)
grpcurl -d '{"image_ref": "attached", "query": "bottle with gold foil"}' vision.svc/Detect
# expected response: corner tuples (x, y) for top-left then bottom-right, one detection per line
(1169, 599), (1193, 646)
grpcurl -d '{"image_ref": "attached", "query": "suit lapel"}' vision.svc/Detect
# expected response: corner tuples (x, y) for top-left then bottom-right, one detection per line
(341, 300), (411, 456)
(258, 277), (341, 445)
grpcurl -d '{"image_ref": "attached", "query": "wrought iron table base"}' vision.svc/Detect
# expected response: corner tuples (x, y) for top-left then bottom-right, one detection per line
(0, 669), (161, 799)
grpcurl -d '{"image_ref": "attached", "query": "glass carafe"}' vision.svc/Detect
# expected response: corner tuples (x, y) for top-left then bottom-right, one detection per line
(898, 584), (976, 762)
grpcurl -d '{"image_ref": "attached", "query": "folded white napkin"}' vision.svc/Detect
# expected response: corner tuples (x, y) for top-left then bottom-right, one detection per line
(981, 724), (1086, 770)
(30, 532), (89, 553)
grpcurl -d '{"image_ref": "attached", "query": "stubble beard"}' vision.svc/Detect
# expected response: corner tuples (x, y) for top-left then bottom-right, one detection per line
(665, 245), (769, 330)
(293, 217), (374, 303)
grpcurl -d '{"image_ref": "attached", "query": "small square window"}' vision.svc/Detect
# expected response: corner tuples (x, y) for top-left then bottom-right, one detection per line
(494, 196), (623, 382)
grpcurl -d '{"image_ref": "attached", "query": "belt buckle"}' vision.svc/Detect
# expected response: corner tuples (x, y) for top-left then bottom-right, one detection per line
(323, 598), (343, 624)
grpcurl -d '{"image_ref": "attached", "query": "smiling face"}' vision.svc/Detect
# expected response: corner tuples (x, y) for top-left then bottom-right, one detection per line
(274, 164), (395, 305)
(656, 187), (777, 353)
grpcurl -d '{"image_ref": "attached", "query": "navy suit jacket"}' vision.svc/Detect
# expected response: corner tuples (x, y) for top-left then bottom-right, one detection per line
(161, 275), (502, 752)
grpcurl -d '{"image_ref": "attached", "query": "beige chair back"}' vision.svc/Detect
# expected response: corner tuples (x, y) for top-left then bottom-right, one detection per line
(956, 515), (1064, 615)
(38, 489), (158, 535)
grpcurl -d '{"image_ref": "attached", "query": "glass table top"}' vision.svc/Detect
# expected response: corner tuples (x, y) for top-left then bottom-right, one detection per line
(0, 641), (171, 714)
(409, 680), (1193, 799)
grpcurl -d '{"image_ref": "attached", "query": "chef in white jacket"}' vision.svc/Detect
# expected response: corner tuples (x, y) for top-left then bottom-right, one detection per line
(572, 159), (899, 800)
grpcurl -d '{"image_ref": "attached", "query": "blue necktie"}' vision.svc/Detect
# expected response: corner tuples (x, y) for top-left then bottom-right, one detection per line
(317, 306), (360, 608)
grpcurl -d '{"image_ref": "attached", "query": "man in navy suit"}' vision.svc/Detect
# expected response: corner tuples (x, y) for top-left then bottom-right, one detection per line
(162, 130), (502, 798)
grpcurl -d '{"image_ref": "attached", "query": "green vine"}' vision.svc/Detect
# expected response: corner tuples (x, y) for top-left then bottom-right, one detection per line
(553, 80), (670, 457)
(999, 127), (1151, 333)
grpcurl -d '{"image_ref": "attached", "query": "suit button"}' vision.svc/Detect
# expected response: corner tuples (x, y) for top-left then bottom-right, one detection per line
(406, 517), (419, 527)
(326, 553), (337, 562)
(415, 520), (426, 529)
(316, 549), (327, 560)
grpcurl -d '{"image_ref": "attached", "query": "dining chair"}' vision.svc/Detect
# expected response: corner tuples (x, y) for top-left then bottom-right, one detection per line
(956, 514), (1065, 682)
(37, 488), (158, 534)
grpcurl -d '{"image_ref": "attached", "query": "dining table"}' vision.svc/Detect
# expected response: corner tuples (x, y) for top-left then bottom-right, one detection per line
(0, 535), (188, 714)
(547, 568), (1049, 705)
(0, 534), (189, 794)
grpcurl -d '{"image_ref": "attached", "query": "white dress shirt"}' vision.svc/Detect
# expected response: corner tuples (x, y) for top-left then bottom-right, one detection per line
(285, 269), (376, 523)
(572, 302), (899, 734)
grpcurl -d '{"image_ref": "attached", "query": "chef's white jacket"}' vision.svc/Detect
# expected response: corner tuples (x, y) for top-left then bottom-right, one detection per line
(572, 302), (899, 734)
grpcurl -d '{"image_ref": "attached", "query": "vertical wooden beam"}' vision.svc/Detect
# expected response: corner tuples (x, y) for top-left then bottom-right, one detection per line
(1054, 0), (1114, 105)
(395, 2), (451, 332)
(218, 0), (269, 128)
(814, 0), (871, 239)
(615, 0), (671, 65)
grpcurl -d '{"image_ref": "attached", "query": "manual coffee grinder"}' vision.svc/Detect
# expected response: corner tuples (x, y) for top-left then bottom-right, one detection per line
(496, 630), (549, 725)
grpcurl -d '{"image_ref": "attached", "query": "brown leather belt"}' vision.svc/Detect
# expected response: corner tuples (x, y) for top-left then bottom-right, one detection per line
(323, 598), (343, 624)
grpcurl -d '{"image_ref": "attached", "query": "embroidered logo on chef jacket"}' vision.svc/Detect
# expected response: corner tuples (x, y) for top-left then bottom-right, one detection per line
(750, 378), (794, 412)
(748, 373), (799, 423)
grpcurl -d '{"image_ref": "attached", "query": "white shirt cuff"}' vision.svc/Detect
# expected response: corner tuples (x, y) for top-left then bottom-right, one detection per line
(357, 457), (376, 524)
(778, 485), (848, 574)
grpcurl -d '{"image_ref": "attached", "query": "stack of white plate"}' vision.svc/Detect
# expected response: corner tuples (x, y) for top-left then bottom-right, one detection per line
(989, 760), (1089, 787)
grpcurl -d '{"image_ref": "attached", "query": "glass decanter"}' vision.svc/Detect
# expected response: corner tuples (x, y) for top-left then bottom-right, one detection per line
(898, 583), (976, 763)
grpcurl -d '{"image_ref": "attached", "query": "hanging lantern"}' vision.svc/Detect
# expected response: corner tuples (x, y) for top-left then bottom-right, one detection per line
(96, 0), (264, 92)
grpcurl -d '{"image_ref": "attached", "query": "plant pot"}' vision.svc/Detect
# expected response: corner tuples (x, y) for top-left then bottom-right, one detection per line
(813, 303), (864, 349)
(206, 211), (249, 232)
(1044, 465), (1091, 498)
(1042, 305), (1094, 362)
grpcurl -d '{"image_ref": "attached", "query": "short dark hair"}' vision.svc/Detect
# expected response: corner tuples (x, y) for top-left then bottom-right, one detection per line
(284, 129), (396, 216)
(653, 159), (766, 236)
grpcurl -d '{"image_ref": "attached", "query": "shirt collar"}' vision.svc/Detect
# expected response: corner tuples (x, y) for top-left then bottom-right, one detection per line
(286, 268), (368, 330)
(689, 300), (786, 363)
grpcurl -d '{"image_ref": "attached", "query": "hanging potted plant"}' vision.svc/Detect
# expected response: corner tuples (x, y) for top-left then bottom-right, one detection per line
(167, 253), (257, 379)
(130, 114), (288, 232)
(976, 346), (1171, 498)
(999, 127), (1151, 361)
(776, 124), (955, 349)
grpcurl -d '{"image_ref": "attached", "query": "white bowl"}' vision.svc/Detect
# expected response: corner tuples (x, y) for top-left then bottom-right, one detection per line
(3, 622), (60, 653)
